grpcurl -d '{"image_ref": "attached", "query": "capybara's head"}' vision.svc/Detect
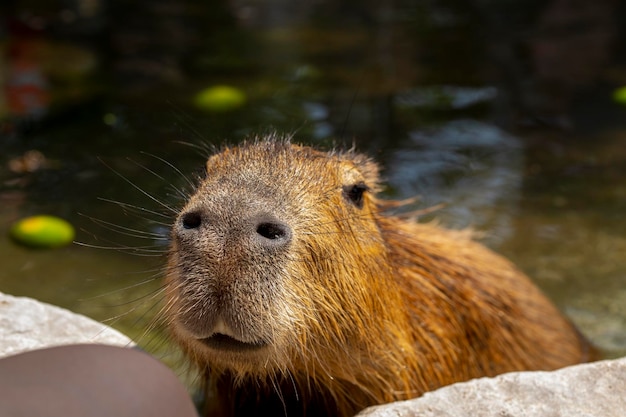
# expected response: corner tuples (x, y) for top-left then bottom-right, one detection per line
(165, 135), (404, 381)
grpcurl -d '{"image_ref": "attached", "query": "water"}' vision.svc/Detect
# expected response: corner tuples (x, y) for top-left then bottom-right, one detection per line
(1, 0), (625, 381)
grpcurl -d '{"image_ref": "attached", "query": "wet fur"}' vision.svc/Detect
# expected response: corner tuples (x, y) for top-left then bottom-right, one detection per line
(164, 133), (596, 417)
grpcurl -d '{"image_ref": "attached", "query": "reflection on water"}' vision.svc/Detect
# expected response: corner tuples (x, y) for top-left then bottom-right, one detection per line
(1, 0), (626, 376)
(498, 130), (626, 358)
(501, 210), (626, 357)
(386, 119), (523, 243)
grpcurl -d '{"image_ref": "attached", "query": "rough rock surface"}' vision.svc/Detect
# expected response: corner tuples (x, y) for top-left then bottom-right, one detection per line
(0, 292), (134, 358)
(358, 357), (626, 417)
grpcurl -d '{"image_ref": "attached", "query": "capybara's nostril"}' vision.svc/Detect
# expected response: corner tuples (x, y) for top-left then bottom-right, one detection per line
(255, 219), (292, 245)
(181, 211), (202, 230)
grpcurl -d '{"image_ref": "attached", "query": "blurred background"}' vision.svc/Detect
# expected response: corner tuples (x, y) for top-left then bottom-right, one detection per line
(1, 0), (626, 381)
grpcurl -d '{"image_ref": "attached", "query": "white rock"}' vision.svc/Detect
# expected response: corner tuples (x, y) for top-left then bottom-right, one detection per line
(0, 292), (134, 358)
(358, 357), (626, 417)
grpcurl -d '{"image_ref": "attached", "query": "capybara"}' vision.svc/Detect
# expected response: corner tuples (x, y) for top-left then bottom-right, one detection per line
(164, 134), (596, 417)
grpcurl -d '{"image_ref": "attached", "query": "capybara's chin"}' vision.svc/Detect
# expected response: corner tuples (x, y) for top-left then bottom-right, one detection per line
(171, 327), (279, 374)
(164, 133), (598, 417)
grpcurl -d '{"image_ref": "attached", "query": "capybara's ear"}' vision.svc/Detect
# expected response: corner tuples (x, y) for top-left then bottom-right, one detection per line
(348, 153), (382, 192)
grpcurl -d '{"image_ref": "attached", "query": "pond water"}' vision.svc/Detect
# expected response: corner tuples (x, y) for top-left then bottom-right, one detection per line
(1, 0), (625, 383)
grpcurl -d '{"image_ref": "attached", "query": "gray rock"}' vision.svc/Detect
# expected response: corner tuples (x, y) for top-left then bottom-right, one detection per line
(358, 357), (626, 417)
(0, 292), (134, 358)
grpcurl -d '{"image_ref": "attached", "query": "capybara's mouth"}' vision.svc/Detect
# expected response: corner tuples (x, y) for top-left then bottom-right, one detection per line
(199, 333), (268, 352)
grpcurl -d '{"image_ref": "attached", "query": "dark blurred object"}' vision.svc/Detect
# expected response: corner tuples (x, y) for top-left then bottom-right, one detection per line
(8, 149), (49, 173)
(0, 1), (102, 124)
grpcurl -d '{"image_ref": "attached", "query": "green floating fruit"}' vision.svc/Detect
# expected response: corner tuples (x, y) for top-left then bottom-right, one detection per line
(193, 85), (247, 112)
(612, 86), (626, 105)
(10, 215), (75, 249)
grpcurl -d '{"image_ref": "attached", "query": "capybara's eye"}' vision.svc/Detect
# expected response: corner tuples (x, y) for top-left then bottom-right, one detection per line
(342, 182), (368, 209)
(181, 211), (202, 229)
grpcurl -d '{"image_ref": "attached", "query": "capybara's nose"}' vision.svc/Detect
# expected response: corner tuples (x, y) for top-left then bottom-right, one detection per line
(252, 215), (292, 249)
(177, 209), (292, 251)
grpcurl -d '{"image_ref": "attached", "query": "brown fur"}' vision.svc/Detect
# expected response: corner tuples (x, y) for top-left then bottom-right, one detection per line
(164, 134), (596, 417)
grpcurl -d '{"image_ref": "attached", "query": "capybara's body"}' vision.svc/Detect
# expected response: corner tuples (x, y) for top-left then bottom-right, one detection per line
(165, 135), (595, 417)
